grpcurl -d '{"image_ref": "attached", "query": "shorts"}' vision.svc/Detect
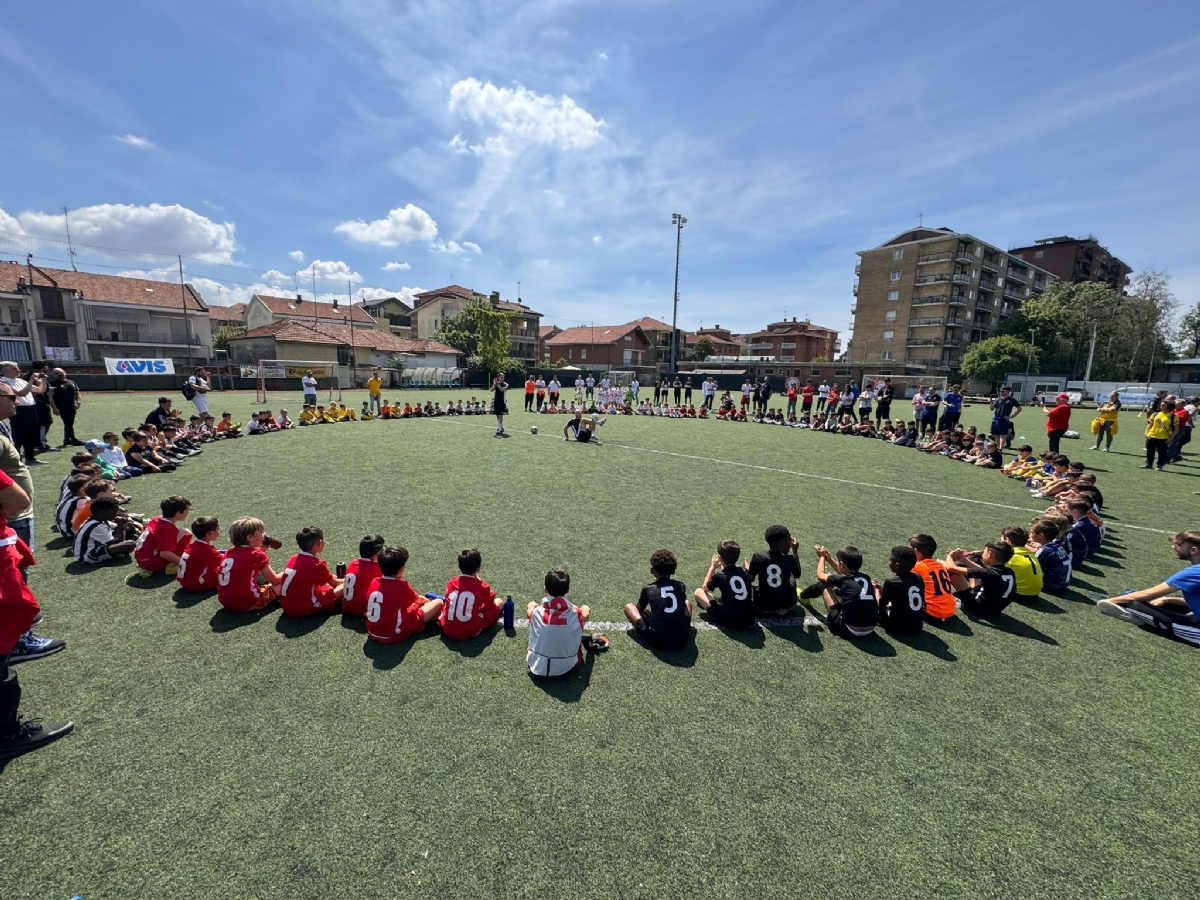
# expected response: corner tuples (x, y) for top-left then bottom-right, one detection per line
(826, 603), (875, 639)
(641, 622), (690, 650)
(370, 605), (428, 644)
(575, 430), (592, 443)
(442, 601), (501, 641)
(879, 607), (922, 635)
(956, 588), (1011, 618)
(703, 600), (756, 630)
(1127, 600), (1200, 645)
(990, 416), (1011, 436)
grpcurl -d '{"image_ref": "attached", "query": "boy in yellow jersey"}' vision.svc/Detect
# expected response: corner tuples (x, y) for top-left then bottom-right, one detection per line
(338, 403), (357, 421)
(1001, 444), (1035, 477)
(298, 405), (318, 426)
(1000, 526), (1042, 602)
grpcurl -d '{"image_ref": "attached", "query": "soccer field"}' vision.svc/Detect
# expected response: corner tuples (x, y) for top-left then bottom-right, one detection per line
(3, 389), (1197, 900)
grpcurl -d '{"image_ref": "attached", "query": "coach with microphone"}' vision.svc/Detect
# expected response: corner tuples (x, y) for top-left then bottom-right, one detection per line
(492, 373), (509, 436)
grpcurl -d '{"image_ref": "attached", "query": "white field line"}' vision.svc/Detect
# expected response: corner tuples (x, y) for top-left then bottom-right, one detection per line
(429, 418), (1172, 536)
(512, 616), (823, 632)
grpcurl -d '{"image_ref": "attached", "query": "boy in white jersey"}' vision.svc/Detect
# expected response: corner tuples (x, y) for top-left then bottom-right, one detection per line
(527, 569), (591, 676)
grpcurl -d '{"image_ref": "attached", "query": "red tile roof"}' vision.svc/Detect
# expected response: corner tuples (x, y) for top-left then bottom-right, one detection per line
(411, 284), (484, 308)
(546, 324), (649, 346)
(0, 261), (207, 311)
(623, 316), (673, 332)
(207, 303), (245, 322)
(494, 300), (542, 316)
(252, 293), (376, 324)
(232, 319), (457, 354)
(539, 325), (561, 339)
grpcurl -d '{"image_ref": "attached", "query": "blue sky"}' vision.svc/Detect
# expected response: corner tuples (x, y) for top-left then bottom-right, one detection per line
(1, 0), (1198, 342)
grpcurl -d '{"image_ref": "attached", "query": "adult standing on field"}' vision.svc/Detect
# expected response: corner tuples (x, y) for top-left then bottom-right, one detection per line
(630, 377), (640, 401)
(1091, 391), (1121, 451)
(547, 376), (561, 407)
(989, 385), (1022, 450)
(0, 384), (35, 552)
(492, 373), (509, 436)
(939, 384), (963, 431)
(301, 371), (318, 408)
(534, 375), (546, 411)
(524, 375), (537, 412)
(817, 379), (830, 414)
(874, 378), (894, 426)
(49, 368), (83, 447)
(367, 370), (382, 416)
(1044, 393), (1072, 453)
(188, 367), (210, 417)
(672, 376), (682, 406)
(702, 376), (716, 410)
(26, 361), (56, 453)
(1, 362), (46, 466)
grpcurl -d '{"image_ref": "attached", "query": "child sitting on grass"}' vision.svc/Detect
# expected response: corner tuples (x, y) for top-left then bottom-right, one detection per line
(127, 433), (176, 473)
(54, 475), (90, 539)
(276, 409), (295, 429)
(1030, 518), (1072, 593)
(527, 569), (590, 676)
(133, 495), (193, 576)
(217, 518), (283, 613)
(74, 497), (140, 565)
(177, 516), (223, 592)
(365, 546), (443, 644)
(341, 534), (385, 617)
(943, 542), (1017, 617)
(748, 525), (802, 616)
(101, 432), (141, 477)
(693, 540), (756, 630)
(910, 533), (956, 623)
(299, 405), (318, 426)
(439, 548), (504, 641)
(624, 549), (692, 650)
(800, 544), (878, 639)
(360, 401), (375, 421)
(217, 412), (242, 437)
(1002, 445), (1036, 477)
(876, 546), (926, 634)
(280, 526), (344, 617)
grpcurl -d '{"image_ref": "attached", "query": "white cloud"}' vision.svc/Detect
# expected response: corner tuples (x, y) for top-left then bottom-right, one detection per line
(592, 235), (602, 244)
(430, 240), (481, 255)
(114, 134), (154, 149)
(448, 134), (471, 154)
(288, 250), (305, 262)
(448, 78), (605, 151)
(8, 202), (237, 263)
(334, 204), (438, 247)
(383, 261), (411, 271)
(533, 258), (549, 268)
(261, 269), (292, 283)
(598, 52), (608, 61)
(304, 259), (363, 283)
(0, 208), (21, 234)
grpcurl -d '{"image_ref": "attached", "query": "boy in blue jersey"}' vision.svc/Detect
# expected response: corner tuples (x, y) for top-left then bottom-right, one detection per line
(1097, 531), (1200, 646)
(1030, 519), (1072, 592)
(1064, 499), (1102, 561)
(939, 384), (963, 431)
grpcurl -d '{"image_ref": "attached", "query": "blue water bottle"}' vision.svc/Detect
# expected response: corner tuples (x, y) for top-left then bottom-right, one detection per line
(503, 595), (515, 630)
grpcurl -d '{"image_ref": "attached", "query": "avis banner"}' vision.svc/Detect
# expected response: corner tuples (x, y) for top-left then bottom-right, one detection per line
(104, 358), (176, 376)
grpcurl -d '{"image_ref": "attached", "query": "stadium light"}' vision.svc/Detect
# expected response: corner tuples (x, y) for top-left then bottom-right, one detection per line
(670, 213), (687, 376)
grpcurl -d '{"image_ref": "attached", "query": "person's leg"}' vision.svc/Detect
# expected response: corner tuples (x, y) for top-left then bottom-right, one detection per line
(622, 602), (644, 629)
(693, 588), (713, 610)
(1048, 431), (1061, 453)
(1157, 438), (1170, 469)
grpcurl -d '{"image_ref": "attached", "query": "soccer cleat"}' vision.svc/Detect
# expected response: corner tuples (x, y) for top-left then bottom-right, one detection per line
(582, 634), (610, 652)
(164, 563), (179, 576)
(8, 632), (66, 664)
(0, 718), (75, 762)
(1097, 600), (1137, 623)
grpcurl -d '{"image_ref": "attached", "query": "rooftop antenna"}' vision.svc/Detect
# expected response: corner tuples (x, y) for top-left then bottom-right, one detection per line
(918, 212), (924, 227)
(63, 207), (78, 270)
(517, 280), (521, 302)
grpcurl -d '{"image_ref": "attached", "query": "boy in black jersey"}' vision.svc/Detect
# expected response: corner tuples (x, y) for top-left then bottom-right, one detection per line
(748, 525), (801, 615)
(799, 545), (878, 638)
(624, 549), (692, 649)
(694, 540), (756, 629)
(875, 546), (925, 634)
(944, 542), (1017, 617)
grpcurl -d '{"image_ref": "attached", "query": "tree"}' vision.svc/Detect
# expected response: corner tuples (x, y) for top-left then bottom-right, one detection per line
(960, 335), (1038, 388)
(1178, 303), (1200, 357)
(212, 324), (245, 352)
(435, 301), (513, 380)
(692, 336), (715, 361)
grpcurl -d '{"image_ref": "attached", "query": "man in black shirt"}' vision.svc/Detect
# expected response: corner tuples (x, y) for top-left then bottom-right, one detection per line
(876, 546), (926, 634)
(624, 549), (691, 649)
(672, 377), (683, 406)
(759, 379), (773, 416)
(945, 543), (1017, 617)
(694, 540), (756, 630)
(922, 388), (941, 434)
(800, 545), (878, 638)
(49, 368), (83, 446)
(989, 386), (1022, 450)
(748, 524), (801, 615)
(874, 378), (894, 427)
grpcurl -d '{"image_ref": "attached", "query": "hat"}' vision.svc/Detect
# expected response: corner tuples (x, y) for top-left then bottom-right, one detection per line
(1056, 392), (1070, 400)
(1000, 385), (1012, 391)
(84, 439), (106, 451)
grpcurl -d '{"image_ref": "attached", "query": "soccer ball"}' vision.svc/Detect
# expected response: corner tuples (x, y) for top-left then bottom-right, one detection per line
(531, 425), (538, 434)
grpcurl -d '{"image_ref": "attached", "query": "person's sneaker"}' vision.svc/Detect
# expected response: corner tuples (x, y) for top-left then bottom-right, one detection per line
(8, 632), (66, 664)
(1102, 447), (1110, 452)
(0, 718), (74, 762)
(1157, 466), (1166, 471)
(1097, 600), (1137, 622)
(26, 459), (48, 466)
(1140, 463), (1152, 469)
(164, 563), (179, 576)
(1031, 492), (1048, 499)
(31, 612), (43, 627)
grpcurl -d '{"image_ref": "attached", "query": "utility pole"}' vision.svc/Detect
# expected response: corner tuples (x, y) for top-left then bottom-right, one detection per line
(1024, 328), (1036, 399)
(670, 213), (687, 376)
(178, 256), (194, 371)
(1083, 321), (1098, 387)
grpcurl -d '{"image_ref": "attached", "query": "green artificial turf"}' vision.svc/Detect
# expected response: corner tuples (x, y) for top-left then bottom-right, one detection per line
(2, 389), (1197, 900)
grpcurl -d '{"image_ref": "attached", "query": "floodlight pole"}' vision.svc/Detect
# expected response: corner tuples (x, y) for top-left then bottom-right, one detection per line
(670, 213), (686, 376)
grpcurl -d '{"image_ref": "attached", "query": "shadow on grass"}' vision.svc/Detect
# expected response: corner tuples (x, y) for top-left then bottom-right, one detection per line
(64, 557), (131, 575)
(439, 627), (499, 658)
(924, 615), (974, 637)
(1015, 595), (1067, 615)
(339, 613), (367, 635)
(528, 651), (594, 703)
(963, 608), (1059, 646)
(842, 631), (897, 657)
(625, 628), (699, 667)
(887, 627), (957, 662)
(209, 603), (278, 633)
(173, 586), (214, 608)
(769, 622), (825, 653)
(362, 627), (440, 670)
(699, 614), (766, 649)
(1079, 557), (1122, 573)
(44, 536), (72, 553)
(275, 612), (336, 639)
(124, 570), (175, 590)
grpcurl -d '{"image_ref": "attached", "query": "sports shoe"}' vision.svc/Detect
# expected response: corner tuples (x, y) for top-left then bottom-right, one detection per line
(1097, 600), (1137, 622)
(8, 632), (66, 664)
(26, 459), (48, 466)
(1157, 466), (1166, 471)
(1140, 464), (1152, 469)
(0, 718), (74, 762)
(165, 563), (179, 576)
(1031, 492), (1048, 499)
(1102, 447), (1110, 452)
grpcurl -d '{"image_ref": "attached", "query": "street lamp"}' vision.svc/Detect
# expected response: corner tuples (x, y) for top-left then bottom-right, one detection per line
(670, 213), (687, 375)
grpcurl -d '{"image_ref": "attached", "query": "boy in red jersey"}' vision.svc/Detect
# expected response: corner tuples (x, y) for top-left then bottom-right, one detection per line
(365, 546), (442, 644)
(177, 516), (223, 592)
(280, 526), (344, 617)
(217, 517), (282, 613)
(341, 534), (385, 616)
(134, 495), (193, 575)
(439, 548), (504, 641)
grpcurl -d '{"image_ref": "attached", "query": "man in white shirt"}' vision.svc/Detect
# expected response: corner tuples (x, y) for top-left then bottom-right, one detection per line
(1, 361), (45, 465)
(817, 381), (830, 414)
(547, 377), (561, 406)
(630, 378), (640, 400)
(741, 380), (752, 412)
(301, 371), (318, 407)
(188, 367), (210, 416)
(585, 376), (595, 400)
(701, 377), (716, 410)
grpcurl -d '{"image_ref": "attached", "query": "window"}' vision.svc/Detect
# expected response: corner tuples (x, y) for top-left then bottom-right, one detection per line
(40, 288), (65, 320)
(1000, 258), (1006, 268)
(580, 348), (587, 360)
(887, 289), (899, 302)
(972, 269), (978, 279)
(624, 335), (632, 342)
(880, 350), (893, 361)
(8, 306), (21, 324)
(623, 349), (633, 365)
(879, 369), (892, 376)
(43, 325), (69, 347)
(969, 290), (974, 299)
(1035, 250), (1044, 259)
(890, 270), (902, 282)
(337, 348), (352, 366)
(892, 249), (904, 260)
(884, 311), (896, 322)
(882, 330), (894, 341)
(975, 246), (983, 257)
(810, 368), (821, 377)
(568, 348), (573, 359)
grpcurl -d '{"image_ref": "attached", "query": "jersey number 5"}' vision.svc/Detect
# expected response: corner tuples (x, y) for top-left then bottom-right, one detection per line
(660, 585), (678, 614)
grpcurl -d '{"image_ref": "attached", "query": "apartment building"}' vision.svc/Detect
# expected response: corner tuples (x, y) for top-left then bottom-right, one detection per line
(741, 317), (839, 363)
(849, 227), (1056, 373)
(544, 324), (654, 377)
(1009, 235), (1131, 292)
(410, 285), (543, 366)
(685, 325), (746, 358)
(244, 294), (376, 331)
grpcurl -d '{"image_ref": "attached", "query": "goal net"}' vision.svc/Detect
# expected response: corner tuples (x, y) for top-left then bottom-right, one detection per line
(860, 374), (949, 401)
(254, 360), (343, 404)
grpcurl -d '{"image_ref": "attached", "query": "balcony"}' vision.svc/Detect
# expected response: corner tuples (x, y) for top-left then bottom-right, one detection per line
(912, 295), (946, 307)
(978, 280), (996, 293)
(908, 357), (945, 368)
(0, 323), (29, 338)
(999, 304), (1014, 318)
(1007, 269), (1028, 285)
(907, 338), (941, 347)
(914, 273), (951, 285)
(37, 304), (71, 321)
(981, 257), (999, 272)
(955, 249), (974, 262)
(946, 317), (965, 327)
(917, 251), (953, 265)
(1032, 278), (1047, 291)
(975, 301), (991, 313)
(947, 295), (967, 307)
(943, 339), (961, 348)
(854, 262), (861, 275)
(853, 281), (859, 295)
(952, 272), (971, 284)
(850, 304), (857, 314)
(1003, 287), (1023, 302)
(909, 316), (944, 327)
(87, 329), (201, 347)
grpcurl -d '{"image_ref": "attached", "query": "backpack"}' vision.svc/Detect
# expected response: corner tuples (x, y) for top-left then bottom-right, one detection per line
(182, 379), (196, 401)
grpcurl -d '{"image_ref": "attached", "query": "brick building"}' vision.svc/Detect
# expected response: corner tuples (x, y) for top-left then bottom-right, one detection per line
(742, 317), (838, 363)
(410, 285), (543, 366)
(1009, 235), (1131, 293)
(543, 324), (653, 376)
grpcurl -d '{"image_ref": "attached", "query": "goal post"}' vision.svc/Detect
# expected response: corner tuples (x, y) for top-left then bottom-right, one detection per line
(860, 374), (949, 400)
(254, 360), (343, 404)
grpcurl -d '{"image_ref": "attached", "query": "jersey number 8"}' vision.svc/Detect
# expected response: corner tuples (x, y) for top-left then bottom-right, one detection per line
(766, 564), (783, 589)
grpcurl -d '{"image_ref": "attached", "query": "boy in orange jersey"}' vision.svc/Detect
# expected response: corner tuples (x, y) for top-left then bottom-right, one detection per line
(909, 533), (957, 623)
